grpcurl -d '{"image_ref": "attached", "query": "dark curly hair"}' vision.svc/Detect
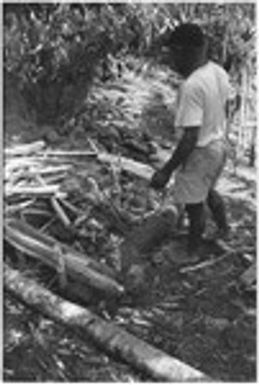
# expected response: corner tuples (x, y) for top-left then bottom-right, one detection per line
(168, 23), (206, 48)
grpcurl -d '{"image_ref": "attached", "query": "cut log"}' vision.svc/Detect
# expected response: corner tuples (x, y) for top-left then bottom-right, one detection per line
(5, 185), (61, 197)
(98, 152), (154, 180)
(5, 140), (45, 156)
(4, 219), (124, 297)
(4, 264), (211, 382)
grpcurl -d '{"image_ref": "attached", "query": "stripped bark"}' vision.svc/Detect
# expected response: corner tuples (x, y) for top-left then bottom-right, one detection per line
(4, 264), (211, 382)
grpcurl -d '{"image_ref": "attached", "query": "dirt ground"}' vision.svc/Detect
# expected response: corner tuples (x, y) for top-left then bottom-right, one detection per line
(4, 65), (256, 382)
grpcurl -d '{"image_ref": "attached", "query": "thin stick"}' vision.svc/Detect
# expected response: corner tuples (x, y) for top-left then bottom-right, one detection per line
(39, 217), (56, 233)
(50, 197), (71, 227)
(35, 174), (71, 228)
(58, 198), (80, 215)
(39, 150), (97, 157)
(5, 185), (60, 197)
(180, 251), (234, 274)
(4, 199), (36, 214)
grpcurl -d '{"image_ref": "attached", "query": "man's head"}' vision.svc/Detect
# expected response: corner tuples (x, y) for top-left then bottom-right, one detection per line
(160, 23), (208, 77)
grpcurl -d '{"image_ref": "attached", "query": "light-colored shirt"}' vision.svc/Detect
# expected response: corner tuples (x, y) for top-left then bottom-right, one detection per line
(174, 61), (232, 147)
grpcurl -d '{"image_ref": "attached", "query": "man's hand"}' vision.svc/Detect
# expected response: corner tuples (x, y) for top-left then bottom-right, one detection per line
(150, 127), (199, 190)
(150, 167), (171, 190)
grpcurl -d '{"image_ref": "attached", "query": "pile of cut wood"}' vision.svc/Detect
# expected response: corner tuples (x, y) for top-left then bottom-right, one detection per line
(4, 140), (179, 301)
(4, 140), (128, 300)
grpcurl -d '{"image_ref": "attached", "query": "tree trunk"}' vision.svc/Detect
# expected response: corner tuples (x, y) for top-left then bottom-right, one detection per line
(4, 263), (211, 382)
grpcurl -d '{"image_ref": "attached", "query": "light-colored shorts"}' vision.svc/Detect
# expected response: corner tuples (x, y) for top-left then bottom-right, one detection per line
(173, 139), (227, 204)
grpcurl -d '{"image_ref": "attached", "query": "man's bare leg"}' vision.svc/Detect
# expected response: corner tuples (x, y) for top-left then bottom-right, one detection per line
(185, 202), (206, 253)
(207, 189), (229, 238)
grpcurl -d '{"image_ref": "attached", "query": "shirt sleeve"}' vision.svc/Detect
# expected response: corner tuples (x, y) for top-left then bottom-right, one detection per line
(174, 80), (203, 128)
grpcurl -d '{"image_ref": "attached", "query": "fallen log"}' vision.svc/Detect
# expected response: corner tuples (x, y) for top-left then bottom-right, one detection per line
(4, 219), (124, 297)
(4, 264), (211, 382)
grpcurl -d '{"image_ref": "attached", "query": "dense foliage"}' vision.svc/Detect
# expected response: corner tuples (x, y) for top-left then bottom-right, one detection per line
(4, 3), (146, 122)
(4, 3), (256, 123)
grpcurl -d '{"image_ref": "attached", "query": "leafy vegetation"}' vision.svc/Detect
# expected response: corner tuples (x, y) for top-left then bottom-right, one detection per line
(4, 3), (256, 125)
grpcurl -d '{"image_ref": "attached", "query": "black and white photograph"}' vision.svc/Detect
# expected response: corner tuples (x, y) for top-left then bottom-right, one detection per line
(3, 1), (257, 382)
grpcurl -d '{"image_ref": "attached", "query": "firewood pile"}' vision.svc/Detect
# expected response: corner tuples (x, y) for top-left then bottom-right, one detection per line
(4, 139), (179, 303)
(4, 140), (128, 300)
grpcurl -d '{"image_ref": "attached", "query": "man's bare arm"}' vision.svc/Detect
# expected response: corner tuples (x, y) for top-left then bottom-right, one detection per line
(150, 126), (199, 189)
(163, 126), (199, 173)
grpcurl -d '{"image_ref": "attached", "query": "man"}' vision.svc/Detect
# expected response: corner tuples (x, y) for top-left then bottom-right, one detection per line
(150, 23), (231, 257)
